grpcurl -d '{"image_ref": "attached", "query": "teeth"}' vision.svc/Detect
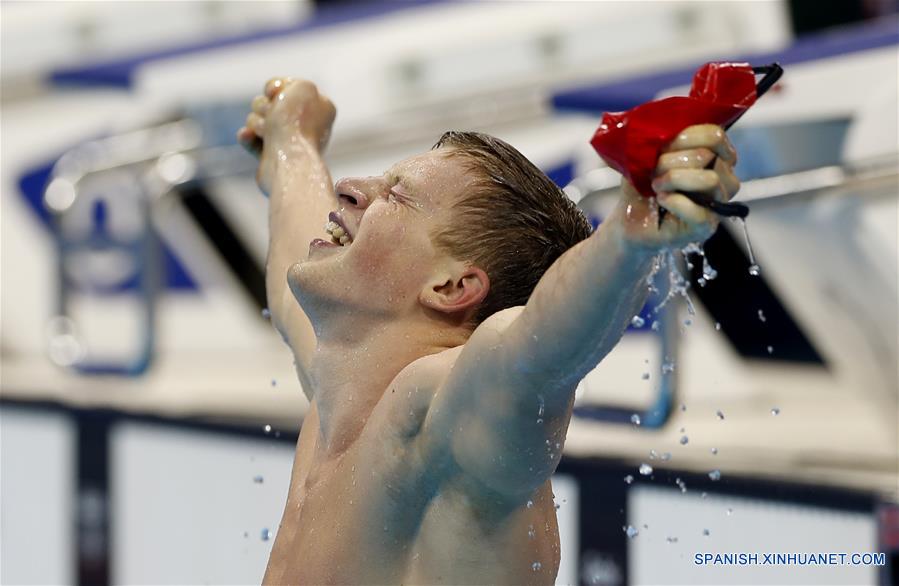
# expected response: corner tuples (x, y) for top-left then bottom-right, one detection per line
(325, 219), (352, 245)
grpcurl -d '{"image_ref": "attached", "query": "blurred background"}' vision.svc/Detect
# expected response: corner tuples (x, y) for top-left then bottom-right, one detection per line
(1, 1), (897, 584)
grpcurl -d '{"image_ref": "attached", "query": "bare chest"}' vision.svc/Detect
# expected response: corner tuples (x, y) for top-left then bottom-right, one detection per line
(266, 436), (560, 585)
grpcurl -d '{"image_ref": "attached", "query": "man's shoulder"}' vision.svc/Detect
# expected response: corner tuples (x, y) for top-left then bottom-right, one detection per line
(395, 345), (465, 391)
(398, 305), (526, 386)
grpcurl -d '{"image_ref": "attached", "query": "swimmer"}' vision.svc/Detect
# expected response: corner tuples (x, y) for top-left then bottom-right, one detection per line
(237, 78), (739, 585)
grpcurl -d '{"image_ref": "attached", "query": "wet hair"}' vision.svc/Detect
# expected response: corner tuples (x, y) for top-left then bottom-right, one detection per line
(430, 130), (593, 328)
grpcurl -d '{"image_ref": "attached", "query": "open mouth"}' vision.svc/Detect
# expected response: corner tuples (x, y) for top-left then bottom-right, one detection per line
(325, 221), (352, 246)
(325, 212), (354, 246)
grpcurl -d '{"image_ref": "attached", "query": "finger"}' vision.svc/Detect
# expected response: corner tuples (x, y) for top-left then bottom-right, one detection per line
(652, 169), (727, 202)
(236, 127), (262, 154)
(251, 94), (269, 116)
(236, 125), (255, 143)
(663, 124), (737, 164)
(657, 147), (716, 174)
(246, 112), (264, 135)
(657, 192), (717, 228)
(264, 77), (293, 99)
(714, 158), (740, 202)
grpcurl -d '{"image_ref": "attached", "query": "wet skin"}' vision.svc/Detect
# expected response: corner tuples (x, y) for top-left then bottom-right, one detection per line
(237, 78), (738, 585)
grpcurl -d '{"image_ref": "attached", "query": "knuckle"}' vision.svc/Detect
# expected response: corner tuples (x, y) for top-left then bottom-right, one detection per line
(696, 147), (716, 163)
(700, 169), (720, 187)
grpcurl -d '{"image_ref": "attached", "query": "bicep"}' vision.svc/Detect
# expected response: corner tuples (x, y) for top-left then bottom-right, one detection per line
(421, 306), (575, 500)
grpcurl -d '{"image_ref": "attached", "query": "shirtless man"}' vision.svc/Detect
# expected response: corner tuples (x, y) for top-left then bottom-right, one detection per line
(236, 77), (739, 585)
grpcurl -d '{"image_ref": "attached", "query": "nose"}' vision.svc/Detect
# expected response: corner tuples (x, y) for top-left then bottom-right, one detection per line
(334, 177), (386, 210)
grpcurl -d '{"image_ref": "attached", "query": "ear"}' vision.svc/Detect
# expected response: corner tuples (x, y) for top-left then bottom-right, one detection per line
(419, 263), (490, 317)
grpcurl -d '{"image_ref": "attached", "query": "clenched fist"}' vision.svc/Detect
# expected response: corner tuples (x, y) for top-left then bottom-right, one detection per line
(237, 77), (336, 195)
(611, 124), (741, 251)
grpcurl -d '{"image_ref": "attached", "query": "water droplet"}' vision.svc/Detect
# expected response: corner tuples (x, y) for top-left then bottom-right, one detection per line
(757, 309), (766, 322)
(715, 322), (722, 331)
(651, 320), (660, 331)
(631, 315), (645, 328)
(554, 503), (561, 511)
(702, 256), (718, 282)
(716, 410), (725, 421)
(263, 424), (272, 434)
(630, 413), (641, 426)
(261, 308), (271, 319)
(531, 561), (542, 571)
(660, 452), (672, 461)
(661, 360), (675, 374)
(726, 507), (733, 516)
(703, 528), (710, 536)
(737, 218), (759, 274)
(526, 500), (534, 509)
(624, 525), (639, 539)
(675, 477), (687, 493)
(536, 418), (543, 424)
(683, 318), (692, 327)
(701, 492), (708, 499)
(666, 536), (679, 543)
(639, 463), (653, 476)
(708, 469), (721, 481)
(528, 525), (536, 539)
(710, 447), (718, 455)
(641, 372), (650, 380)
(253, 475), (264, 484)
(271, 379), (277, 387)
(771, 407), (780, 416)
(680, 435), (689, 445)
(537, 395), (545, 417)
(624, 474), (634, 485)
(261, 528), (271, 541)
(767, 345), (774, 354)
(649, 449), (658, 460)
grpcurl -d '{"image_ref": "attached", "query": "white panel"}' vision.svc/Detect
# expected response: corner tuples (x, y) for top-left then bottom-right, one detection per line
(629, 485), (878, 585)
(110, 422), (295, 585)
(0, 407), (76, 585)
(553, 473), (580, 586)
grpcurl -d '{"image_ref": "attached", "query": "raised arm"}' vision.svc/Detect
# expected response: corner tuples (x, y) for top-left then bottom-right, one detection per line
(423, 125), (740, 499)
(238, 79), (337, 393)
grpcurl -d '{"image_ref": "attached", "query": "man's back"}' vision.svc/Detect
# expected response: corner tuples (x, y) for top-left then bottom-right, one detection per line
(263, 348), (561, 585)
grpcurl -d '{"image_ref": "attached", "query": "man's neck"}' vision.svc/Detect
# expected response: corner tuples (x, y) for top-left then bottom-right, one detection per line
(307, 316), (462, 460)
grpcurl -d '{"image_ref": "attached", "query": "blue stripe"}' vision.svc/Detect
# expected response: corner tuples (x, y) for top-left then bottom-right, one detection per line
(552, 17), (899, 114)
(50, 0), (448, 88)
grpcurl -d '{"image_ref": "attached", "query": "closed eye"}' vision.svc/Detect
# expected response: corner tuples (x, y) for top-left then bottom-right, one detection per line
(388, 188), (414, 208)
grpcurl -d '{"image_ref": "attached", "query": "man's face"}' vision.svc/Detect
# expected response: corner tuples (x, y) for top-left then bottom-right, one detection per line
(288, 148), (474, 321)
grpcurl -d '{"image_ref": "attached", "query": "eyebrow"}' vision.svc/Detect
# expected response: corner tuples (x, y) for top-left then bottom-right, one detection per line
(384, 169), (416, 194)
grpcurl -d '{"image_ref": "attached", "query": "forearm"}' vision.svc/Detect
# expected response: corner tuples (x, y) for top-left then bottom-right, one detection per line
(265, 142), (337, 342)
(506, 204), (656, 395)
